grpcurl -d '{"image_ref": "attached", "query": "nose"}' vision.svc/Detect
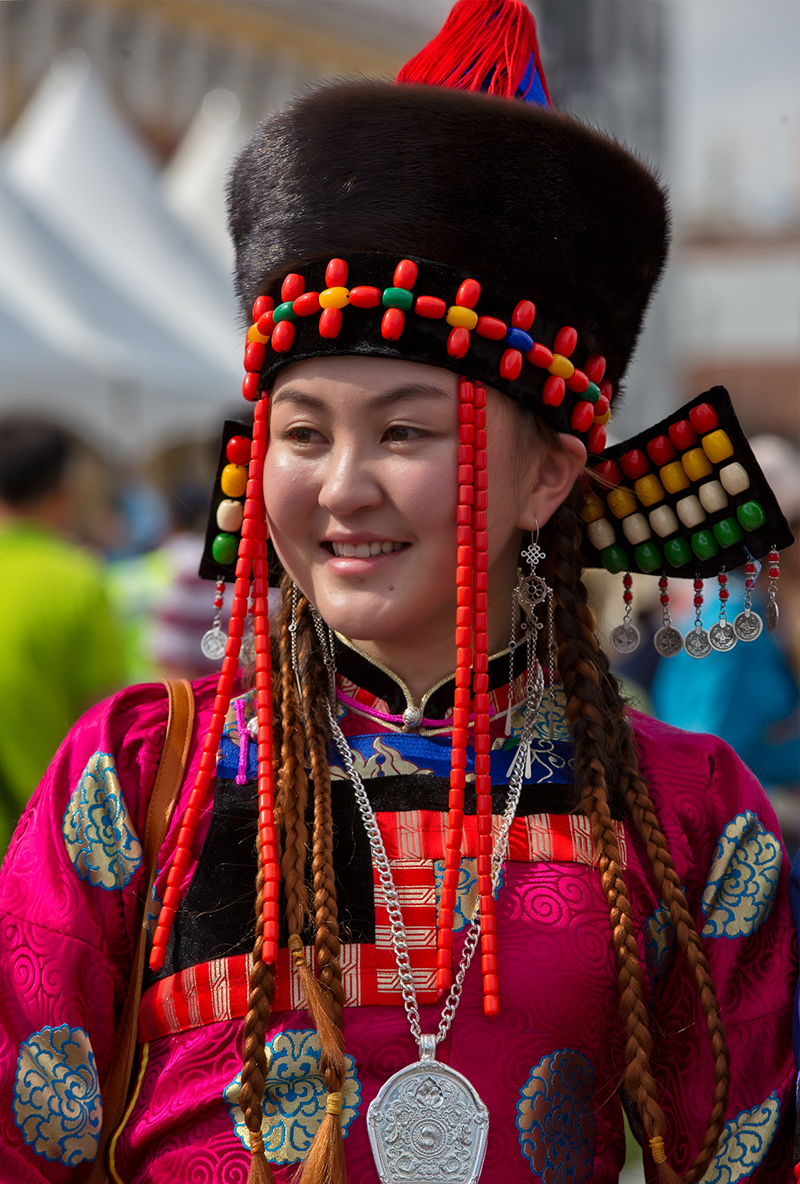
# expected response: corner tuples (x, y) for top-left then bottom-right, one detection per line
(318, 438), (384, 517)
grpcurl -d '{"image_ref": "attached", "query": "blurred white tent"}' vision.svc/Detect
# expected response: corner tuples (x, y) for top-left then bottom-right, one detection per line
(4, 49), (242, 386)
(161, 88), (252, 274)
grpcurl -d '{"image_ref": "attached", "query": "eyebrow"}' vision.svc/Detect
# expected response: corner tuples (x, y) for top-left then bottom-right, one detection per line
(270, 382), (452, 412)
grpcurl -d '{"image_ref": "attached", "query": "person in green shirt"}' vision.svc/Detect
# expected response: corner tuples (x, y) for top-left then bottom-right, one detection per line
(0, 419), (125, 854)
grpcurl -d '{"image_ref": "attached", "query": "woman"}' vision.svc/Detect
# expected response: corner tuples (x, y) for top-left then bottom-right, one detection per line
(0, 4), (795, 1182)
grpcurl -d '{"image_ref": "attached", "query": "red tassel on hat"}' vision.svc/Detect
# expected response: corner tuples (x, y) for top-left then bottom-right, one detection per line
(397, 0), (550, 105)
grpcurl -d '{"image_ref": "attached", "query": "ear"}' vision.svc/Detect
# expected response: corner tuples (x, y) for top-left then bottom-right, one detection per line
(517, 432), (586, 530)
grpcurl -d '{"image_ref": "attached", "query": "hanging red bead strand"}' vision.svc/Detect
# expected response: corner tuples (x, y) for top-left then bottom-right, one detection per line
(148, 403), (273, 973)
(437, 377), (474, 994)
(471, 383), (498, 1017)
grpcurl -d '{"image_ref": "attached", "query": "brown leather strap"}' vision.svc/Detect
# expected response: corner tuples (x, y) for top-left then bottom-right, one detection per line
(86, 679), (195, 1184)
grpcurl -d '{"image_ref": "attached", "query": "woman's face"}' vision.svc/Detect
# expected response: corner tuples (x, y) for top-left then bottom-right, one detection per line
(264, 356), (572, 672)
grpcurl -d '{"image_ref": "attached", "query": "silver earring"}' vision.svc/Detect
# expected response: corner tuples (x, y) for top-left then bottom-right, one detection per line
(506, 526), (548, 758)
(310, 603), (337, 702)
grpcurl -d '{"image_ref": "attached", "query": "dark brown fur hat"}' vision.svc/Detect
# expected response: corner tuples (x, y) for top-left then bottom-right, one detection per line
(228, 79), (668, 413)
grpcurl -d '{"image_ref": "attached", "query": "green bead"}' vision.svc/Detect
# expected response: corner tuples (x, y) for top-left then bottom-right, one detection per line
(601, 543), (629, 575)
(211, 532), (238, 565)
(713, 517), (744, 548)
(273, 301), (298, 323)
(664, 536), (692, 568)
(585, 381), (601, 404)
(382, 287), (414, 311)
(634, 541), (662, 573)
(736, 500), (766, 531)
(691, 529), (719, 560)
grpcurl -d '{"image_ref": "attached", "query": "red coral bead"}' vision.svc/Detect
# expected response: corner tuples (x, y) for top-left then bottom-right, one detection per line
(226, 435), (251, 466)
(566, 368), (589, 393)
(620, 449), (650, 478)
(689, 402), (719, 433)
(499, 349), (522, 380)
(599, 379), (613, 402)
(242, 373), (260, 401)
(593, 459), (622, 486)
(281, 273), (305, 301)
(593, 394), (610, 416)
(293, 291), (320, 317)
(256, 310), (274, 337)
(587, 424), (607, 454)
(511, 300), (535, 330)
(554, 326), (578, 357)
(252, 295), (274, 321)
(447, 327), (470, 358)
(325, 258), (348, 287)
(456, 278), (481, 309)
(542, 375), (565, 406)
(584, 355), (606, 383)
(271, 320), (295, 352)
(319, 307), (343, 339)
(769, 567), (780, 578)
(393, 259), (418, 288)
(527, 342), (553, 368)
(660, 594), (669, 605)
(646, 434), (676, 465)
(382, 308), (405, 340)
(476, 316), (506, 340)
(668, 419), (698, 450)
(415, 295), (446, 318)
(349, 285), (381, 309)
(571, 401), (594, 433)
(719, 588), (729, 600)
(244, 341), (266, 371)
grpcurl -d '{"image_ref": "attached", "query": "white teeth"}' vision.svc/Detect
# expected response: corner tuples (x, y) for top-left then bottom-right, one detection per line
(370, 542), (383, 556)
(330, 540), (405, 557)
(355, 543), (371, 558)
(381, 541), (394, 553)
(342, 543), (356, 556)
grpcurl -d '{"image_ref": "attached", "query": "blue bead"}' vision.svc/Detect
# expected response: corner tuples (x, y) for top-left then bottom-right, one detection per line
(503, 327), (533, 352)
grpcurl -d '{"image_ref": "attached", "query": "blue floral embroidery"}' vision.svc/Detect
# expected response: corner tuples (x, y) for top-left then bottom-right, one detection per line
(13, 1025), (102, 1164)
(645, 900), (675, 986)
(701, 1092), (780, 1183)
(516, 1048), (595, 1182)
(701, 812), (781, 939)
(62, 752), (142, 890)
(224, 1029), (361, 1163)
(433, 858), (504, 933)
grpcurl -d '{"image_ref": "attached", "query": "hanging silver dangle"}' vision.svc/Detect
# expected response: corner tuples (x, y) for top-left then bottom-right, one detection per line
(653, 574), (682, 657)
(201, 578), (228, 659)
(709, 569), (737, 652)
(766, 548), (780, 633)
(610, 572), (640, 654)
(684, 577), (712, 659)
(734, 559), (763, 642)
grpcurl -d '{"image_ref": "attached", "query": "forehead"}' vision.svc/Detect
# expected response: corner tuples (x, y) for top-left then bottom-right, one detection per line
(270, 355), (460, 405)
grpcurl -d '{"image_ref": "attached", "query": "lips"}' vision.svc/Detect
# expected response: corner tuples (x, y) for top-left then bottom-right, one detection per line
(329, 540), (406, 558)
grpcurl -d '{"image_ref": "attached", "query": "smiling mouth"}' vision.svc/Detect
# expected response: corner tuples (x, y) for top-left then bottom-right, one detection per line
(326, 541), (406, 558)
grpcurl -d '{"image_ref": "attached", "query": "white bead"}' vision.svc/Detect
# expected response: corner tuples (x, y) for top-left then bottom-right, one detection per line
(676, 495), (706, 528)
(216, 498), (244, 532)
(649, 505), (679, 537)
(621, 512), (651, 544)
(719, 462), (750, 496)
(698, 480), (728, 513)
(587, 517), (617, 549)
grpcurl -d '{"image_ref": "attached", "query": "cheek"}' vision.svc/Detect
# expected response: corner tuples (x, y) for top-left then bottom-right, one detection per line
(262, 453), (315, 527)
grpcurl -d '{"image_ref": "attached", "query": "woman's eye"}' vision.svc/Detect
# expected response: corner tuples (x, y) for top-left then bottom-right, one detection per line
(385, 425), (425, 443)
(285, 427), (319, 445)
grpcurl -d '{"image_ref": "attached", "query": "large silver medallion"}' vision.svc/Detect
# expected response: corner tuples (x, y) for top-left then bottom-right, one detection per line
(708, 621), (737, 653)
(653, 625), (682, 658)
(684, 626), (712, 659)
(766, 600), (779, 633)
(200, 626), (227, 660)
(734, 610), (763, 642)
(368, 1039), (489, 1184)
(610, 622), (640, 655)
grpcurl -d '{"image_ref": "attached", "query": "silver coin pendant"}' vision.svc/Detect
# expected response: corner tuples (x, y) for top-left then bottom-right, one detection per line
(368, 1056), (489, 1184)
(201, 626), (227, 660)
(708, 621), (737, 653)
(239, 634), (256, 667)
(766, 601), (779, 633)
(734, 610), (763, 643)
(684, 626), (712, 659)
(653, 625), (682, 658)
(610, 622), (640, 655)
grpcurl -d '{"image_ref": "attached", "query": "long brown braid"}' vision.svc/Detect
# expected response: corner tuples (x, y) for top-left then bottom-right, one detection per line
(543, 491), (730, 1182)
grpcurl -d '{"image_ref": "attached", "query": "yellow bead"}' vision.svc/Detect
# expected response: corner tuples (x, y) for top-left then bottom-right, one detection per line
(319, 286), (350, 309)
(593, 409), (611, 425)
(580, 491), (605, 523)
(702, 429), (734, 464)
(607, 488), (638, 518)
(634, 474), (665, 507)
(247, 324), (269, 345)
(220, 463), (247, 498)
(446, 305), (478, 330)
(548, 353), (575, 380)
(682, 447), (713, 482)
(659, 461), (689, 494)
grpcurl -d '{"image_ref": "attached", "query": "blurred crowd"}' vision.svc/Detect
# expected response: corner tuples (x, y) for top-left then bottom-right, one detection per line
(1, 413), (798, 859)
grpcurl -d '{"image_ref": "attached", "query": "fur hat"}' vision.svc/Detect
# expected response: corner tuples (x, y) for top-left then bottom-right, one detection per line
(228, 79), (669, 434)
